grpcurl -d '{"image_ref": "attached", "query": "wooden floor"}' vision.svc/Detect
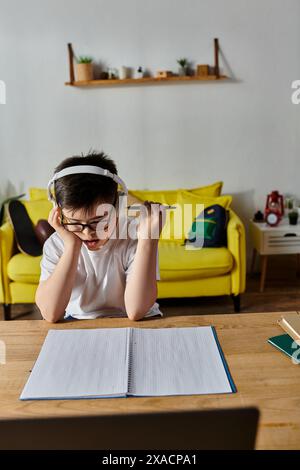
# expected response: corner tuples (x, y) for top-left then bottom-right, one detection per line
(1, 255), (299, 320)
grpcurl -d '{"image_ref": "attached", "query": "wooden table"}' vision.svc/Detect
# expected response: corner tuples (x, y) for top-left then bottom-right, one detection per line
(1, 312), (300, 450)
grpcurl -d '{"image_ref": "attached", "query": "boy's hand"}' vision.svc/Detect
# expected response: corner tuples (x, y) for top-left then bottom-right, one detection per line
(48, 207), (82, 249)
(137, 200), (166, 241)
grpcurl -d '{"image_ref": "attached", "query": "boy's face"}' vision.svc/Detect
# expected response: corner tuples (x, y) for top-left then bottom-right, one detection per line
(61, 200), (116, 251)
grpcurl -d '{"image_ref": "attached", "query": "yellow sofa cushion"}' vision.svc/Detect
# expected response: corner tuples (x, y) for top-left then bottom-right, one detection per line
(7, 253), (42, 283)
(158, 241), (233, 281)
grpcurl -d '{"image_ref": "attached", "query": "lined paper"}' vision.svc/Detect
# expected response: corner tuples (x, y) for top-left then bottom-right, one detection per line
(20, 328), (129, 400)
(129, 327), (233, 396)
(20, 326), (234, 400)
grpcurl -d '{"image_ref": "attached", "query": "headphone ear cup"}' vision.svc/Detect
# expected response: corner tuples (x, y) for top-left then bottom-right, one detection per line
(48, 180), (58, 208)
(116, 190), (127, 207)
(49, 195), (57, 208)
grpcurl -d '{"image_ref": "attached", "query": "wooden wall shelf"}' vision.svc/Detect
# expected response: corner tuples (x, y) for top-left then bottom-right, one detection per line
(65, 38), (227, 88)
(65, 74), (228, 87)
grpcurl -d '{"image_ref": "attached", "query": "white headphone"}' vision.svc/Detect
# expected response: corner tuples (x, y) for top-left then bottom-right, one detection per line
(47, 165), (128, 207)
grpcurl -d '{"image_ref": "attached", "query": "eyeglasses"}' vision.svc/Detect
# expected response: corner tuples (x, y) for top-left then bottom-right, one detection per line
(61, 219), (104, 233)
(60, 207), (115, 233)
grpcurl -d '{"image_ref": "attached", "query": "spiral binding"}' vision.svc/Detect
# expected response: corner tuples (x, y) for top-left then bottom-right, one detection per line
(127, 328), (133, 394)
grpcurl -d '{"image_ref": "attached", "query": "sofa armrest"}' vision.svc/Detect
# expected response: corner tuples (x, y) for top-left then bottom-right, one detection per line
(227, 209), (246, 295)
(0, 222), (15, 303)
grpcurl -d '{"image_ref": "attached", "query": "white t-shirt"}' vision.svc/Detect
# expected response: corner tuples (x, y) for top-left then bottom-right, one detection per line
(39, 230), (163, 320)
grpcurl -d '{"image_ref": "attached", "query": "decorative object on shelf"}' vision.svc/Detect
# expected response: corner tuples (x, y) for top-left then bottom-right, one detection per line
(108, 68), (118, 79)
(264, 190), (284, 227)
(119, 66), (129, 80)
(99, 71), (109, 79)
(135, 66), (144, 79)
(288, 210), (298, 225)
(65, 38), (226, 87)
(156, 70), (173, 78)
(196, 64), (210, 76)
(76, 55), (94, 81)
(177, 58), (188, 76)
(214, 38), (220, 77)
(253, 210), (264, 223)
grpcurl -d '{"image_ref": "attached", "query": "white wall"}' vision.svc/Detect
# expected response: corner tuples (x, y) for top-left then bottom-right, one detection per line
(1, 0), (300, 239)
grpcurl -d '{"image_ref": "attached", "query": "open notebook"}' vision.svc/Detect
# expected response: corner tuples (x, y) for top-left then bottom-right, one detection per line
(20, 327), (236, 400)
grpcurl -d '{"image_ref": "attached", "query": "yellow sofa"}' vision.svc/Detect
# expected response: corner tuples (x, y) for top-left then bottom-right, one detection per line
(0, 183), (246, 320)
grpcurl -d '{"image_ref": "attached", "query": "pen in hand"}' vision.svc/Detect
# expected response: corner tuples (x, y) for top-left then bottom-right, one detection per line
(127, 205), (176, 210)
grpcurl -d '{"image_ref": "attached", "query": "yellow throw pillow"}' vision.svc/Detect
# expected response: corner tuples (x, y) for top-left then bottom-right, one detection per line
(167, 191), (232, 242)
(29, 187), (48, 201)
(188, 181), (223, 197)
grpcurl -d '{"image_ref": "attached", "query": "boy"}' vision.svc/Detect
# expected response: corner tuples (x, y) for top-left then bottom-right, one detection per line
(35, 151), (164, 322)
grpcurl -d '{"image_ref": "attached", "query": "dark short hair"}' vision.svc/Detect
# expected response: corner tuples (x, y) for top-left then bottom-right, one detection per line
(54, 151), (118, 213)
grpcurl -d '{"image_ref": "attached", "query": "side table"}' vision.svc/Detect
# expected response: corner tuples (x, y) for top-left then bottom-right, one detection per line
(250, 218), (300, 292)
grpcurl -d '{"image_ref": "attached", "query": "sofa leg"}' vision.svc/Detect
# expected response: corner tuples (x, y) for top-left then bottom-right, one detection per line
(231, 295), (241, 313)
(3, 304), (11, 321)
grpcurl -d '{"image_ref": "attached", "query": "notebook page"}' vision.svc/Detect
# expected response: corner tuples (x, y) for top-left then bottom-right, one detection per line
(128, 327), (233, 396)
(20, 328), (130, 400)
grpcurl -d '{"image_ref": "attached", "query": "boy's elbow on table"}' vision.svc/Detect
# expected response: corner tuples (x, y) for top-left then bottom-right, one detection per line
(40, 309), (62, 323)
(126, 301), (156, 321)
(126, 308), (148, 321)
(127, 311), (144, 321)
(36, 299), (63, 323)
(36, 285), (63, 323)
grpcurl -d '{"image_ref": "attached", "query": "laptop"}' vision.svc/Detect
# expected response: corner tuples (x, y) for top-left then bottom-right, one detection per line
(0, 407), (259, 450)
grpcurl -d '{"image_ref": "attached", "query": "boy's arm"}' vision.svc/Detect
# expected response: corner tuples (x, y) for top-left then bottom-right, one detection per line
(124, 239), (158, 321)
(35, 207), (82, 323)
(124, 202), (164, 321)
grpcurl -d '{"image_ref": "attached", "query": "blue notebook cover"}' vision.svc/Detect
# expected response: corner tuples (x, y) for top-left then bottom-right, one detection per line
(212, 327), (237, 393)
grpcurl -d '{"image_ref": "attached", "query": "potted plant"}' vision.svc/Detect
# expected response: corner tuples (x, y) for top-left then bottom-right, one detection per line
(177, 58), (188, 76)
(288, 210), (298, 225)
(76, 56), (94, 81)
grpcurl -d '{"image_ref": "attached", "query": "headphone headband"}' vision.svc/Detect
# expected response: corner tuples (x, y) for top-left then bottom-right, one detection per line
(47, 165), (128, 204)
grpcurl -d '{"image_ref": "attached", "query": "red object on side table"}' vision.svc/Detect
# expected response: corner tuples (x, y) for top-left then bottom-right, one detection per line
(264, 190), (284, 226)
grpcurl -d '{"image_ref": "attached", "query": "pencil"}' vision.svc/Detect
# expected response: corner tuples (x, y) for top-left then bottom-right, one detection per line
(127, 205), (176, 210)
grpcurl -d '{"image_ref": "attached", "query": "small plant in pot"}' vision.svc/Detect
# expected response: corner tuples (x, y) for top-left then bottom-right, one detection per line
(76, 56), (94, 81)
(177, 58), (188, 76)
(288, 210), (298, 225)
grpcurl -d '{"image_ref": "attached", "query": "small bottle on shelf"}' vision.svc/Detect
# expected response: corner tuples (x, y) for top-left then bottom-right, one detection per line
(135, 66), (144, 79)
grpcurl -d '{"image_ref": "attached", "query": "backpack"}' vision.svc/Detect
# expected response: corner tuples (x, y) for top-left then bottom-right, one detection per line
(185, 204), (229, 248)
